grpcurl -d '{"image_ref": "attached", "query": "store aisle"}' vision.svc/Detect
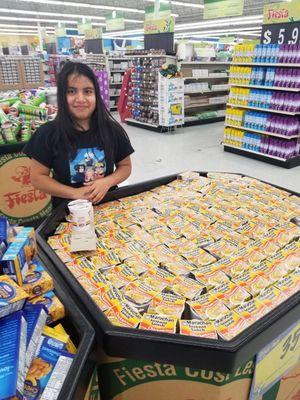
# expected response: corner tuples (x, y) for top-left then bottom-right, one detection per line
(121, 120), (300, 193)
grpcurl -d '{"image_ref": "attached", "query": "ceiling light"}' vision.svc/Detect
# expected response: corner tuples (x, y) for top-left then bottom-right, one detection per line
(0, 23), (55, 29)
(19, 0), (145, 14)
(175, 15), (263, 30)
(145, 0), (204, 8)
(175, 26), (262, 37)
(0, 8), (144, 23)
(0, 16), (78, 24)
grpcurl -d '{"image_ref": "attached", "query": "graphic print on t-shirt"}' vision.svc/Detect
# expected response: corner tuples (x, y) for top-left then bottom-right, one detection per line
(69, 148), (106, 184)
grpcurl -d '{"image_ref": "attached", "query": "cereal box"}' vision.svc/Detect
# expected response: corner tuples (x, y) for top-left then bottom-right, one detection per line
(139, 313), (177, 334)
(0, 275), (28, 318)
(180, 319), (217, 339)
(29, 291), (65, 325)
(0, 312), (27, 400)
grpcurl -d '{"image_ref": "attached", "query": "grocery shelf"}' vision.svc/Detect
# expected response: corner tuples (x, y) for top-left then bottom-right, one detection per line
(184, 116), (225, 126)
(110, 82), (122, 86)
(225, 123), (300, 140)
(185, 102), (227, 110)
(184, 76), (229, 80)
(224, 144), (300, 168)
(125, 118), (173, 133)
(110, 70), (126, 73)
(231, 62), (300, 67)
(181, 61), (231, 65)
(109, 57), (133, 61)
(127, 54), (176, 59)
(185, 88), (230, 95)
(230, 83), (300, 92)
(227, 103), (300, 116)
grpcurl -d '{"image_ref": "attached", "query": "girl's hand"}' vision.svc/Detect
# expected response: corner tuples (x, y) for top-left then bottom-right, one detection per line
(72, 185), (94, 200)
(84, 178), (112, 204)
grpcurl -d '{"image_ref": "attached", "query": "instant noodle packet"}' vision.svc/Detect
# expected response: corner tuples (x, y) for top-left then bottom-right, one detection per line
(179, 319), (217, 339)
(139, 313), (177, 334)
(214, 311), (249, 340)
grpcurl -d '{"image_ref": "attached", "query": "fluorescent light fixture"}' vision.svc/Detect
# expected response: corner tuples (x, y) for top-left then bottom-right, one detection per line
(0, 16), (78, 24)
(175, 15), (263, 30)
(19, 0), (145, 14)
(175, 26), (262, 37)
(0, 8), (144, 23)
(0, 23), (55, 29)
(145, 0), (204, 8)
(0, 32), (38, 36)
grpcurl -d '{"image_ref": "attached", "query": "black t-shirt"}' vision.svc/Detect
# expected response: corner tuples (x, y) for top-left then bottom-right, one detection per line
(23, 120), (134, 206)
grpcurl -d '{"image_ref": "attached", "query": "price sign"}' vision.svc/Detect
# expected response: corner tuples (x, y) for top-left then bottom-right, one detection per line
(249, 320), (300, 399)
(261, 21), (300, 45)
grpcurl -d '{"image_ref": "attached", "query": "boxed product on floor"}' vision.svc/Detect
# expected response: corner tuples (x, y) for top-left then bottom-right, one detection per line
(36, 172), (299, 399)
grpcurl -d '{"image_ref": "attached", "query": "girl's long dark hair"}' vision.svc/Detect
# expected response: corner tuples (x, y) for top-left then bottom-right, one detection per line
(55, 61), (128, 161)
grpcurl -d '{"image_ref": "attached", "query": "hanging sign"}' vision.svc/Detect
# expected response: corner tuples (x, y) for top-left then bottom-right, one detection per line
(78, 22), (92, 35)
(249, 320), (300, 400)
(106, 11), (124, 32)
(204, 0), (244, 19)
(263, 0), (300, 25)
(261, 21), (300, 45)
(85, 27), (103, 40)
(55, 24), (66, 37)
(144, 3), (174, 35)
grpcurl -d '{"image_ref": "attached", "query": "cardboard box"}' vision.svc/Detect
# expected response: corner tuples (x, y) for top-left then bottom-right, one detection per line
(0, 275), (28, 319)
(0, 311), (27, 400)
(98, 351), (255, 400)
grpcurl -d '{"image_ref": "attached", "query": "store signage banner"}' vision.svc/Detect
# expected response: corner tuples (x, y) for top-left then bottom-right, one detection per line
(55, 24), (66, 37)
(249, 320), (300, 400)
(261, 21), (300, 45)
(85, 27), (103, 39)
(263, 0), (300, 24)
(106, 11), (124, 31)
(204, 0), (244, 19)
(78, 22), (92, 35)
(144, 16), (175, 35)
(145, 4), (171, 20)
(0, 153), (51, 224)
(144, 3), (174, 35)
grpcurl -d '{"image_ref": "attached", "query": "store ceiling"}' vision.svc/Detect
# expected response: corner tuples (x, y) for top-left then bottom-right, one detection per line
(0, 0), (286, 38)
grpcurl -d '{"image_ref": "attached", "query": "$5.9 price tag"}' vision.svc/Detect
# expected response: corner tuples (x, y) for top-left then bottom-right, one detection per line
(262, 21), (300, 45)
(250, 320), (300, 399)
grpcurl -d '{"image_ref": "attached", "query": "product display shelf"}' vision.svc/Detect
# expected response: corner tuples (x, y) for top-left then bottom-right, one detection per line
(181, 61), (230, 126)
(230, 83), (300, 92)
(183, 116), (225, 127)
(224, 47), (300, 168)
(224, 123), (300, 140)
(224, 145), (300, 168)
(0, 141), (27, 155)
(36, 172), (300, 373)
(231, 62), (300, 67)
(37, 250), (96, 400)
(227, 103), (300, 116)
(126, 54), (177, 131)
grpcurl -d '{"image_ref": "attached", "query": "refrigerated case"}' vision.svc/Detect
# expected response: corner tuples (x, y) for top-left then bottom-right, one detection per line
(36, 172), (300, 399)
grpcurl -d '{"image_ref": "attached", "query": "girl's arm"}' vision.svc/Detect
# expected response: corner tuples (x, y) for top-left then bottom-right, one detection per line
(30, 159), (93, 200)
(86, 156), (132, 204)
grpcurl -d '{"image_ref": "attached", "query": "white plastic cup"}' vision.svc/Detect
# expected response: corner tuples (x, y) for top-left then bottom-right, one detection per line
(68, 200), (94, 232)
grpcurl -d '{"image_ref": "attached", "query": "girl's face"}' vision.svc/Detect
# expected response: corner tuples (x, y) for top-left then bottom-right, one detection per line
(66, 73), (96, 128)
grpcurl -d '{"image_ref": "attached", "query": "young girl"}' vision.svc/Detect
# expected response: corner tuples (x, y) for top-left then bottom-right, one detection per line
(24, 62), (134, 206)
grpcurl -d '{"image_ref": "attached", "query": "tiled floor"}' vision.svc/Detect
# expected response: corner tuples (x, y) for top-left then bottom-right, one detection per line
(120, 120), (300, 193)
